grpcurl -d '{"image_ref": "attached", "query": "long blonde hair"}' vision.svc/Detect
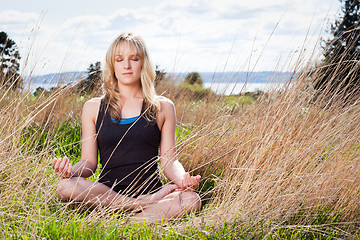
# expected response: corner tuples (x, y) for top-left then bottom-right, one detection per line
(102, 32), (160, 121)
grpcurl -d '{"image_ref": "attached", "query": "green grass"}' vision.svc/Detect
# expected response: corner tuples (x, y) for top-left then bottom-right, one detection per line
(20, 120), (82, 163)
(2, 211), (349, 239)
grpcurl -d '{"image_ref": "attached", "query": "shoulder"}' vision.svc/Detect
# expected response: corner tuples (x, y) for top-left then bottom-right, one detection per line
(83, 97), (102, 108)
(157, 96), (175, 113)
(155, 96), (176, 131)
(82, 97), (103, 121)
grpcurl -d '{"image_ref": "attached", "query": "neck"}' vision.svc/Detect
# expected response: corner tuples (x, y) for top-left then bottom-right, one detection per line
(117, 83), (143, 100)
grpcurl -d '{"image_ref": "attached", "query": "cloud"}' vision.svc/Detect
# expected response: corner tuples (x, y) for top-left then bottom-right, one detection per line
(214, 3), (285, 20)
(0, 10), (40, 40)
(0, 10), (38, 24)
(164, 0), (214, 15)
(61, 15), (110, 33)
(0, 0), (341, 75)
(107, 9), (150, 33)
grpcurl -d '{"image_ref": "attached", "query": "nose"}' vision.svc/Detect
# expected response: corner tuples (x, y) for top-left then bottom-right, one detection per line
(123, 59), (130, 69)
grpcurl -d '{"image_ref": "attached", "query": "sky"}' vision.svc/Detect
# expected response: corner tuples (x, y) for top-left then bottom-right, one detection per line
(0, 0), (340, 76)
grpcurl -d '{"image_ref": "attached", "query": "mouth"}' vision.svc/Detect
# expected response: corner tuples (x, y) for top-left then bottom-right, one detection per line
(122, 72), (133, 75)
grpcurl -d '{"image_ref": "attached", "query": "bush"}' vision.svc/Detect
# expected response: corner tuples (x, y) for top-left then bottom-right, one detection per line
(180, 82), (213, 99)
(184, 72), (203, 86)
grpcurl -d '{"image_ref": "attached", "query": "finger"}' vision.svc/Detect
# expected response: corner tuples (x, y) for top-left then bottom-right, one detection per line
(59, 157), (69, 175)
(188, 176), (199, 190)
(187, 175), (194, 188)
(189, 178), (197, 190)
(182, 177), (190, 189)
(65, 162), (72, 177)
(54, 158), (61, 171)
(58, 158), (67, 173)
(183, 173), (191, 188)
(63, 158), (70, 176)
(194, 175), (201, 181)
(181, 178), (185, 189)
(192, 175), (201, 184)
(53, 158), (57, 166)
(62, 163), (69, 178)
(185, 182), (192, 190)
(187, 175), (194, 189)
(62, 162), (70, 178)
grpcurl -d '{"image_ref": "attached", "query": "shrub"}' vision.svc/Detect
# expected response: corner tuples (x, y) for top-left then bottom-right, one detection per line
(184, 72), (203, 86)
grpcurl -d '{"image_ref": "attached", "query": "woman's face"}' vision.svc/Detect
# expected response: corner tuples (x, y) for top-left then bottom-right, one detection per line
(114, 41), (142, 87)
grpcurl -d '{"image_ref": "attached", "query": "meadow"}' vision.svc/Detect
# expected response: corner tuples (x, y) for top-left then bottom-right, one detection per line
(1, 53), (360, 239)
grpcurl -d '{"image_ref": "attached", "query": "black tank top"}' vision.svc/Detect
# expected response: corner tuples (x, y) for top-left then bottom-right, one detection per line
(95, 100), (163, 197)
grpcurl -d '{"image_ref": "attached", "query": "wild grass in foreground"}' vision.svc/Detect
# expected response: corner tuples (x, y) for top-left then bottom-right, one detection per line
(1, 60), (360, 238)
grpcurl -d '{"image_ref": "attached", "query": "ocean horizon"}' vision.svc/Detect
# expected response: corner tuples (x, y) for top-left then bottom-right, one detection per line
(24, 71), (293, 95)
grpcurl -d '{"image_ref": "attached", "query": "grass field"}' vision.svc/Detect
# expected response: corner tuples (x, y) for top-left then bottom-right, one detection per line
(1, 56), (360, 238)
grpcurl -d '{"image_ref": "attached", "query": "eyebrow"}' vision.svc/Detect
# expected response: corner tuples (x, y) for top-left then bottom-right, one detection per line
(114, 53), (139, 57)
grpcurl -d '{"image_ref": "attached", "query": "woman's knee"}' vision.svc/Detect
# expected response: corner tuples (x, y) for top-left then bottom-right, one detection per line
(179, 191), (201, 212)
(56, 178), (80, 200)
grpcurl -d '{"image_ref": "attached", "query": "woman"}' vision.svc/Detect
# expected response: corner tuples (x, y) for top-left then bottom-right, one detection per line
(54, 32), (201, 221)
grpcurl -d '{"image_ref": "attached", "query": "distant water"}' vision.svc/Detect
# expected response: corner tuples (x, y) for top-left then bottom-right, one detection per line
(24, 71), (86, 93)
(23, 82), (67, 93)
(204, 82), (286, 95)
(175, 71), (293, 83)
(181, 71), (292, 95)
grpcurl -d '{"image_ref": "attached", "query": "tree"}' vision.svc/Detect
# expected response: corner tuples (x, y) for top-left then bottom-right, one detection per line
(0, 31), (22, 89)
(33, 86), (49, 97)
(78, 61), (102, 95)
(181, 72), (213, 99)
(184, 72), (203, 86)
(154, 65), (166, 86)
(315, 0), (360, 103)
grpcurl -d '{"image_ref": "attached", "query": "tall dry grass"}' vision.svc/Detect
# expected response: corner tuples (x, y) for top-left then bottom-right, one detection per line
(1, 41), (360, 238)
(157, 54), (360, 236)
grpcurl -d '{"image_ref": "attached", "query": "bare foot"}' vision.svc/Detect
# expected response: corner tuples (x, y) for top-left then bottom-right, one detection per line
(146, 184), (178, 204)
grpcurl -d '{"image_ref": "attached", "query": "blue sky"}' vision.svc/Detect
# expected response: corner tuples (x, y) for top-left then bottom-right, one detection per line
(1, 0), (340, 75)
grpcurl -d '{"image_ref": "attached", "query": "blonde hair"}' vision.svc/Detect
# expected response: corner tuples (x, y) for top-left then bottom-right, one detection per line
(102, 32), (160, 121)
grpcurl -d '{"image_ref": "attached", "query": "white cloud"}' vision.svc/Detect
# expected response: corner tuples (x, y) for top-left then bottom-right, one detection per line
(0, 10), (38, 24)
(1, 0), (341, 75)
(61, 15), (111, 32)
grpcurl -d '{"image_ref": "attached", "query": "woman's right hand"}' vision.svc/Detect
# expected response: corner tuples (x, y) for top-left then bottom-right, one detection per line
(53, 157), (72, 179)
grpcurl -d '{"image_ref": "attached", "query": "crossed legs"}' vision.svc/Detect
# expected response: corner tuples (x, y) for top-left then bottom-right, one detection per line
(56, 177), (201, 221)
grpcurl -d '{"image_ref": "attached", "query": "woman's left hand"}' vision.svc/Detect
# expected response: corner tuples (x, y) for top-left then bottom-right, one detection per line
(179, 173), (201, 191)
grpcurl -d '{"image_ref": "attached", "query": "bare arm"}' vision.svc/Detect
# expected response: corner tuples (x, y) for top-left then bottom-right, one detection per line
(158, 98), (200, 190)
(54, 99), (100, 178)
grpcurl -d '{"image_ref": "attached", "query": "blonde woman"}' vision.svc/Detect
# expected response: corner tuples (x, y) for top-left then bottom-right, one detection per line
(53, 32), (201, 220)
